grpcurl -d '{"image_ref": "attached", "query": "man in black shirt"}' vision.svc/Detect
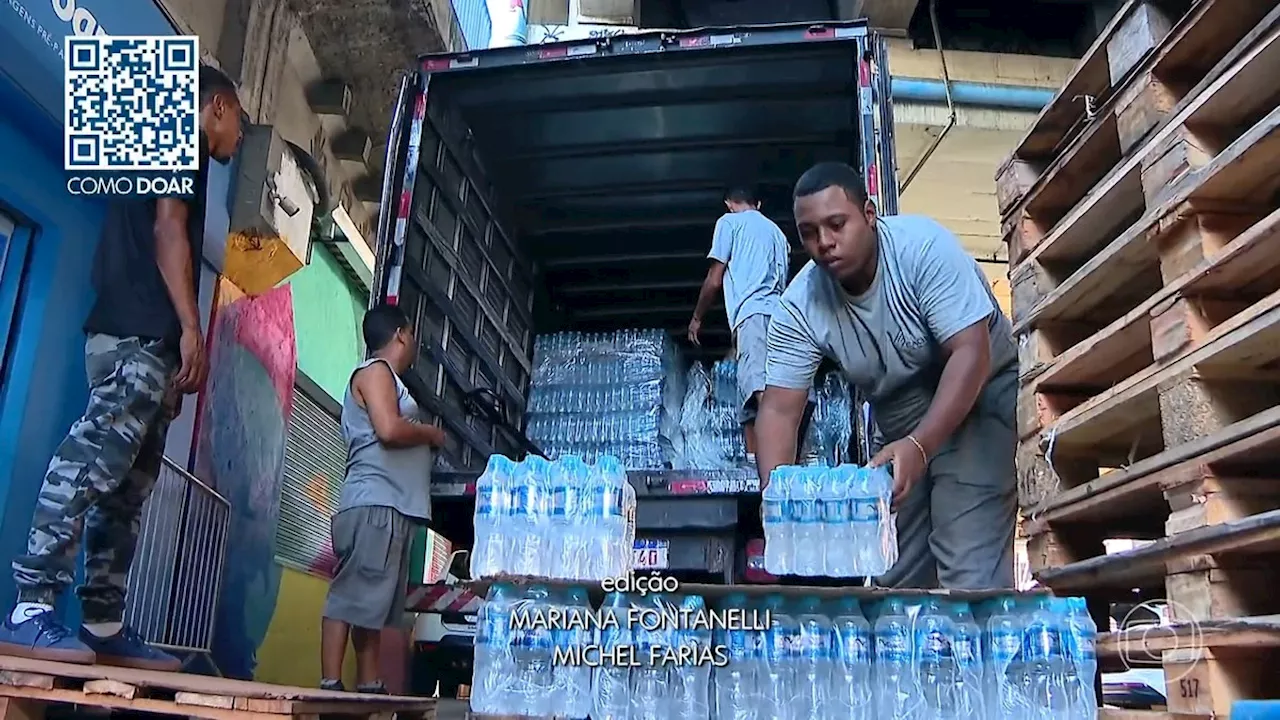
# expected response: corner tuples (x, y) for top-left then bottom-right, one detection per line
(0, 65), (243, 669)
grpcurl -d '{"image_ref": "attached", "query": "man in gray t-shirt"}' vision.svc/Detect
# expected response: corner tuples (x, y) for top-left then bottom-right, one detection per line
(688, 187), (789, 455)
(757, 162), (1018, 590)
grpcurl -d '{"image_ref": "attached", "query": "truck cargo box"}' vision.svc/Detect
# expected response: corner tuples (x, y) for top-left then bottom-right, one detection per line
(374, 20), (898, 493)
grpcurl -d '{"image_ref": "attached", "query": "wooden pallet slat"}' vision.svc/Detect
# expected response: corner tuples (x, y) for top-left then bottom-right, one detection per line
(0, 656), (436, 720)
(995, 0), (1175, 214)
(1012, 15), (1280, 336)
(997, 0), (1278, 255)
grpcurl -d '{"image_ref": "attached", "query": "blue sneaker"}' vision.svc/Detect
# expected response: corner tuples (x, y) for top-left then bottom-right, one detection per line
(0, 608), (96, 664)
(79, 625), (181, 671)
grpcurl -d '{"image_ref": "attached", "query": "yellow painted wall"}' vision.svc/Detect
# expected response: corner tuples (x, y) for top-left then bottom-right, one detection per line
(254, 568), (358, 687)
(981, 262), (1012, 319)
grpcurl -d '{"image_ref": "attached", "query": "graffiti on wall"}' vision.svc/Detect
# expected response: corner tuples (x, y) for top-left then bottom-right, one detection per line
(195, 280), (297, 680)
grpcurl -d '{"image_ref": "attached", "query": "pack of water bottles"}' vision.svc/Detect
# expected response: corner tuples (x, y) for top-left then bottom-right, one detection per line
(471, 584), (596, 717)
(470, 454), (636, 582)
(674, 362), (724, 470)
(472, 587), (717, 720)
(710, 592), (1098, 720)
(525, 330), (683, 469)
(762, 464), (898, 578)
(598, 592), (718, 720)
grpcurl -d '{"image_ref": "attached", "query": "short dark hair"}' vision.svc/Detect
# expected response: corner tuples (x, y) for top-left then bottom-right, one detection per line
(363, 303), (411, 352)
(724, 186), (758, 206)
(793, 162), (869, 206)
(199, 64), (240, 109)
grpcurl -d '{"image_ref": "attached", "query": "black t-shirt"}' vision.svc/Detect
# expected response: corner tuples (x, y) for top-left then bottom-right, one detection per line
(83, 152), (209, 345)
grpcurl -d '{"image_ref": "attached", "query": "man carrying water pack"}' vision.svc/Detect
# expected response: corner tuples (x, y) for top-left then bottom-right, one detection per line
(755, 162), (1018, 590)
(688, 186), (790, 460)
(320, 304), (445, 692)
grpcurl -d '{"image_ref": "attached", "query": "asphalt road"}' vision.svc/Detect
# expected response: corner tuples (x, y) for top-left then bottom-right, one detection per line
(437, 699), (468, 719)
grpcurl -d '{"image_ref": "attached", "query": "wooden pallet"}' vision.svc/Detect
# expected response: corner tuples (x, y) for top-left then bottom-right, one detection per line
(996, 0), (1276, 240)
(1011, 8), (1280, 509)
(0, 656), (436, 720)
(1097, 616), (1280, 716)
(1035, 505), (1280, 715)
(996, 0), (1188, 216)
(1023, 415), (1280, 716)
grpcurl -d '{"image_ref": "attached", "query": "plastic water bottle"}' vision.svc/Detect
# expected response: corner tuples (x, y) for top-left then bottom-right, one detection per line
(510, 457), (548, 578)
(472, 455), (515, 578)
(793, 597), (832, 720)
(915, 598), (956, 720)
(1024, 597), (1069, 718)
(761, 595), (795, 720)
(556, 588), (594, 718)
(829, 597), (872, 720)
(821, 466), (855, 577)
(596, 455), (631, 580)
(1064, 597), (1098, 720)
(556, 455), (590, 580)
(847, 467), (873, 575)
(713, 593), (756, 720)
(861, 465), (898, 576)
(951, 601), (987, 720)
(511, 585), (554, 715)
(470, 583), (515, 714)
(762, 467), (792, 575)
(548, 459), (570, 579)
(594, 592), (633, 720)
(631, 597), (671, 720)
(986, 596), (1025, 720)
(672, 595), (712, 720)
(790, 470), (823, 576)
(874, 597), (920, 719)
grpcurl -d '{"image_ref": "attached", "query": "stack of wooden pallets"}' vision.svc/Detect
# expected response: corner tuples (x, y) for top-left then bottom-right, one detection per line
(0, 655), (436, 720)
(998, 0), (1280, 715)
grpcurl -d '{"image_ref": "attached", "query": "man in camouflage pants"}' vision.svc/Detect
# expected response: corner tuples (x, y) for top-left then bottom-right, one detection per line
(0, 65), (244, 670)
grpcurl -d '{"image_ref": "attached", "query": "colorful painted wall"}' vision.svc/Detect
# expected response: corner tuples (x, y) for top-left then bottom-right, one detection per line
(254, 244), (369, 688)
(195, 281), (298, 680)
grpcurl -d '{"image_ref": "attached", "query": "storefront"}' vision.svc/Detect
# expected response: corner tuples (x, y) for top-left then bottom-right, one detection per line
(0, 0), (180, 605)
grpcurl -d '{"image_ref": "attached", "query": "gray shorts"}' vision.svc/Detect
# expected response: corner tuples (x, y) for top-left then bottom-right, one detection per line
(735, 314), (770, 424)
(323, 505), (413, 630)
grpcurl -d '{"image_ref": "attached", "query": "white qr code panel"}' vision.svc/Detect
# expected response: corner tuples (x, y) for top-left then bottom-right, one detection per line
(64, 37), (200, 172)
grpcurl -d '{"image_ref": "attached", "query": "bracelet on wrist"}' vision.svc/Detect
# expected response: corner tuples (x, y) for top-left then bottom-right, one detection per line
(906, 434), (929, 464)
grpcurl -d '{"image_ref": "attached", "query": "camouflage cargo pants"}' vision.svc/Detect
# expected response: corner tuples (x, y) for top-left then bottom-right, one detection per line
(11, 333), (179, 623)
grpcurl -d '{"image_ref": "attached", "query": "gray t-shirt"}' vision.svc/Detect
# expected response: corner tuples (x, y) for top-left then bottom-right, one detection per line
(765, 214), (1016, 440)
(337, 358), (433, 521)
(708, 209), (790, 331)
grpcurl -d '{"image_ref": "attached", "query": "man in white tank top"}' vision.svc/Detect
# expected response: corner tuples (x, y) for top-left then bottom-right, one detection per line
(320, 304), (445, 692)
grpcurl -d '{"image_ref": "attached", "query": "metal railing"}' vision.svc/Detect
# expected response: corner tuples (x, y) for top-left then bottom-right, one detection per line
(124, 457), (230, 665)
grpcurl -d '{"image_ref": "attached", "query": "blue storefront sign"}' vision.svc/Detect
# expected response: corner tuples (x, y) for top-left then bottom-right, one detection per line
(0, 0), (178, 611)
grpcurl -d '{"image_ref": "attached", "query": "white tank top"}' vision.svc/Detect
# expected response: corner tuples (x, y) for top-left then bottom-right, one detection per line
(335, 358), (433, 521)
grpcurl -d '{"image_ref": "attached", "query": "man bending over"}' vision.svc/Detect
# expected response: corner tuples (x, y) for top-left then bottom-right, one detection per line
(756, 162), (1018, 590)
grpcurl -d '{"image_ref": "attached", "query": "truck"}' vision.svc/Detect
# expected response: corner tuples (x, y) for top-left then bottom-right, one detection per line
(372, 18), (900, 696)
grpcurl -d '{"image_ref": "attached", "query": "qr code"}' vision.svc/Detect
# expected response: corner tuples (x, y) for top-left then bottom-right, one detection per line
(64, 37), (199, 172)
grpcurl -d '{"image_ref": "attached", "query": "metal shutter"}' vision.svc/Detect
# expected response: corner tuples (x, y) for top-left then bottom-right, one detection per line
(275, 384), (347, 577)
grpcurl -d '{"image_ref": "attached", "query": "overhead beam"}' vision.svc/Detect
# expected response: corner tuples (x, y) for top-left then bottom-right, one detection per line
(837, 0), (921, 32)
(558, 279), (704, 295)
(526, 213), (792, 236)
(543, 248), (808, 269)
